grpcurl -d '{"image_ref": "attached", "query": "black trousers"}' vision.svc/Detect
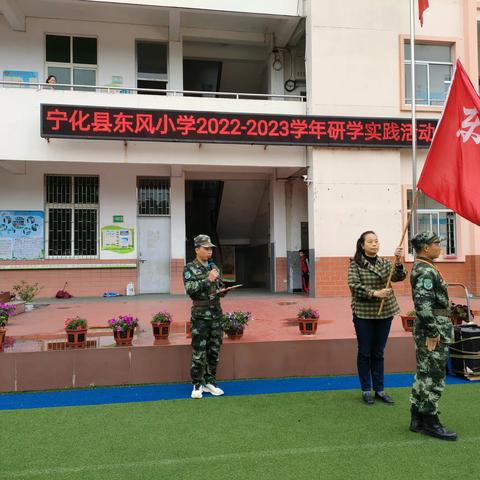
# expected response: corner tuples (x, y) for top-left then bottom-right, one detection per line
(353, 315), (393, 392)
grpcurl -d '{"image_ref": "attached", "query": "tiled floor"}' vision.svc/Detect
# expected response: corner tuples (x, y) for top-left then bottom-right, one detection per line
(5, 290), (478, 353)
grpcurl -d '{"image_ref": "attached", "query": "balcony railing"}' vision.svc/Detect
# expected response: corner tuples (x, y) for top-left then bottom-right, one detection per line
(0, 81), (306, 101)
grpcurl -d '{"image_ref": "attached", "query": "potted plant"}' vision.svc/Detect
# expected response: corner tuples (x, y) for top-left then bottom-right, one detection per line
(450, 302), (474, 326)
(0, 291), (11, 303)
(0, 303), (16, 351)
(400, 310), (417, 332)
(108, 315), (139, 346)
(12, 281), (42, 311)
(297, 307), (319, 335)
(64, 316), (88, 349)
(221, 311), (252, 340)
(151, 310), (173, 340)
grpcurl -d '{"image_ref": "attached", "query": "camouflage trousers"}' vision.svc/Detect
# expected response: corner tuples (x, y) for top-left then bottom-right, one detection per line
(190, 313), (223, 386)
(410, 336), (449, 415)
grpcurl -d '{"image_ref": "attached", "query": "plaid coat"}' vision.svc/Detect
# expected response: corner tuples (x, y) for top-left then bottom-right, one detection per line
(348, 257), (407, 319)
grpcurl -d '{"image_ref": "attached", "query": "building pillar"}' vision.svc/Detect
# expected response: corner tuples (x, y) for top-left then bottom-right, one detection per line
(168, 10), (183, 93)
(268, 50), (285, 97)
(270, 173), (287, 292)
(170, 166), (185, 294)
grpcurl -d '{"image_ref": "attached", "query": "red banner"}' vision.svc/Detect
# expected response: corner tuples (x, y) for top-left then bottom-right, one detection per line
(418, 0), (429, 27)
(418, 60), (480, 225)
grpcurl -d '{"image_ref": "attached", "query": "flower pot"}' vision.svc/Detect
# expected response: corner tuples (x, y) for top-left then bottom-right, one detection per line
(24, 303), (34, 312)
(66, 327), (87, 349)
(113, 327), (135, 346)
(400, 315), (416, 332)
(0, 327), (6, 351)
(152, 322), (170, 340)
(185, 321), (191, 338)
(451, 315), (463, 326)
(298, 318), (318, 335)
(0, 292), (10, 303)
(226, 328), (244, 340)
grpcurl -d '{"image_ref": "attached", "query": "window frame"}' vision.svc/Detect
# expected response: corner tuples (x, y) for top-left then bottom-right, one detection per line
(403, 187), (461, 262)
(135, 40), (169, 93)
(136, 177), (171, 217)
(399, 35), (457, 113)
(45, 33), (98, 90)
(45, 174), (100, 259)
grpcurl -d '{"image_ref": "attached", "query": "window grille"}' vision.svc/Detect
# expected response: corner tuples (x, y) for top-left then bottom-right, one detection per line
(45, 175), (99, 258)
(137, 178), (170, 215)
(407, 191), (456, 256)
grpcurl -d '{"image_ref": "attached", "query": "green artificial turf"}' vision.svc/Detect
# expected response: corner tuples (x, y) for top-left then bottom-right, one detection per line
(1, 385), (479, 480)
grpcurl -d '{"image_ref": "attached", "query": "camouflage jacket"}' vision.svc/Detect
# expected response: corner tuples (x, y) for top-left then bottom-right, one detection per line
(411, 257), (452, 341)
(183, 259), (224, 305)
(348, 256), (407, 319)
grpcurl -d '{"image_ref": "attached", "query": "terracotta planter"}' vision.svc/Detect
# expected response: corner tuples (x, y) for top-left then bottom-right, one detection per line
(400, 315), (416, 332)
(298, 318), (318, 335)
(0, 292), (10, 303)
(152, 322), (170, 340)
(226, 328), (244, 340)
(186, 321), (191, 338)
(113, 327), (135, 346)
(66, 327), (87, 349)
(0, 327), (6, 351)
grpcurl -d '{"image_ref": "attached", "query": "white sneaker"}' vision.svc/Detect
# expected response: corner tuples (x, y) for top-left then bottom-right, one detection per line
(203, 383), (224, 396)
(191, 385), (203, 399)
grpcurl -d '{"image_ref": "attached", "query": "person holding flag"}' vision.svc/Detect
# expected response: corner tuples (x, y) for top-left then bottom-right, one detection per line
(409, 231), (457, 441)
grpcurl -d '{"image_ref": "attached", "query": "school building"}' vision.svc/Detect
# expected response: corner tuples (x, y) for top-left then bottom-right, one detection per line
(0, 0), (479, 297)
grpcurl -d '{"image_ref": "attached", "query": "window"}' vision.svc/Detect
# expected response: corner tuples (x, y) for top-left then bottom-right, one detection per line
(137, 178), (170, 215)
(45, 175), (99, 257)
(136, 41), (168, 94)
(46, 34), (97, 90)
(404, 42), (453, 106)
(407, 190), (456, 256)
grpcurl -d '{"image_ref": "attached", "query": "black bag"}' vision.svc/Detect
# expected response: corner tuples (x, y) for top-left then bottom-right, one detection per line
(450, 324), (480, 378)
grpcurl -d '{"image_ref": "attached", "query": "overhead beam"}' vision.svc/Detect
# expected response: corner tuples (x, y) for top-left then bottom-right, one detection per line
(0, 0), (25, 32)
(169, 9), (181, 41)
(0, 160), (26, 175)
(182, 27), (267, 46)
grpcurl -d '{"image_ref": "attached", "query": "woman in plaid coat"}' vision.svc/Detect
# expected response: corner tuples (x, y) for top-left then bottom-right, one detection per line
(348, 230), (407, 405)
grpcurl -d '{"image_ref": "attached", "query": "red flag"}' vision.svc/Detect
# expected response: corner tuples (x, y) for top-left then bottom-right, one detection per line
(417, 59), (480, 225)
(418, 0), (429, 27)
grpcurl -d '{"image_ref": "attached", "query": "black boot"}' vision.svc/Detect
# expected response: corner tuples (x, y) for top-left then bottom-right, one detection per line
(422, 414), (458, 441)
(409, 406), (423, 433)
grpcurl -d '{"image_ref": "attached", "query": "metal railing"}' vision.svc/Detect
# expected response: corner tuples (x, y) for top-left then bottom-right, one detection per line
(0, 80), (306, 101)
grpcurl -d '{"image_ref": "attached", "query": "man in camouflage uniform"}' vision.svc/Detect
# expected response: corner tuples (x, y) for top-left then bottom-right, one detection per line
(184, 234), (225, 399)
(409, 231), (457, 441)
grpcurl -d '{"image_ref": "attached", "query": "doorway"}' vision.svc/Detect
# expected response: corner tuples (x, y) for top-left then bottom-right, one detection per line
(185, 179), (271, 289)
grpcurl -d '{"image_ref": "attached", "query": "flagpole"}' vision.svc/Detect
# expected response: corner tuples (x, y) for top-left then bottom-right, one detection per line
(409, 0), (418, 236)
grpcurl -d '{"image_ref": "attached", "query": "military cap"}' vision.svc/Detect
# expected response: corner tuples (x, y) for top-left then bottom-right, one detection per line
(194, 234), (216, 247)
(411, 231), (443, 250)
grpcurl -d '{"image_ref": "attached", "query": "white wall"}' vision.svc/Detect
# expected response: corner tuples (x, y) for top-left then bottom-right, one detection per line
(0, 161), (171, 260)
(310, 148), (403, 257)
(0, 16), (169, 88)
(307, 0), (466, 117)
(286, 178), (308, 251)
(0, 89), (306, 167)
(83, 0), (301, 17)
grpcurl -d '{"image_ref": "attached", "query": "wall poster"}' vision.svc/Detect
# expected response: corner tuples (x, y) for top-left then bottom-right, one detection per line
(0, 211), (44, 260)
(101, 225), (135, 254)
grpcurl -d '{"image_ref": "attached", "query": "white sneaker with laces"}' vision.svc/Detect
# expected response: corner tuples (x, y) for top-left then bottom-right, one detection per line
(191, 385), (203, 399)
(203, 383), (224, 396)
